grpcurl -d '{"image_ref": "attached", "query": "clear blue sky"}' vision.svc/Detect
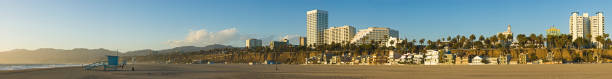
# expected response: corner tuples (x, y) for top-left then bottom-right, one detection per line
(1, 0), (611, 51)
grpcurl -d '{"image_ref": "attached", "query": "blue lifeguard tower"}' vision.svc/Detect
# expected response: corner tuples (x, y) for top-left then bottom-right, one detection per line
(83, 55), (120, 71)
(104, 56), (119, 71)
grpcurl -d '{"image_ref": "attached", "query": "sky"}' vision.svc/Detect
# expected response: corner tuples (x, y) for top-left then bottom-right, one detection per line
(1, 0), (611, 52)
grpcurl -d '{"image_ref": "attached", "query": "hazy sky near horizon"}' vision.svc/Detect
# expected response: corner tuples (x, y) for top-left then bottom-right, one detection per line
(1, 0), (611, 52)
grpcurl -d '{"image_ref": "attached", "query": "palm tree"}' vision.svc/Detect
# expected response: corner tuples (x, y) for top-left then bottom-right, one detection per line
(537, 34), (544, 48)
(594, 33), (609, 48)
(469, 34), (476, 41)
(517, 34), (527, 48)
(605, 39), (612, 49)
(419, 38), (425, 46)
(489, 35), (498, 48)
(574, 37), (586, 49)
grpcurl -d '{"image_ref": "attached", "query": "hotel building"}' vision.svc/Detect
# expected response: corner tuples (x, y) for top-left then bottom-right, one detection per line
(245, 38), (262, 48)
(324, 25), (356, 44)
(270, 38), (290, 49)
(350, 27), (399, 45)
(307, 9), (328, 47)
(569, 12), (605, 41)
(590, 12), (605, 41)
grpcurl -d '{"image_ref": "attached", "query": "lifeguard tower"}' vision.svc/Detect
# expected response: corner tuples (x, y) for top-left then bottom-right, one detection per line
(104, 55), (119, 71)
(83, 55), (122, 71)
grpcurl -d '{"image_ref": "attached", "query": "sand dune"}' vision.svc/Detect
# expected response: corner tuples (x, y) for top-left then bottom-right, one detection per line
(1, 64), (612, 79)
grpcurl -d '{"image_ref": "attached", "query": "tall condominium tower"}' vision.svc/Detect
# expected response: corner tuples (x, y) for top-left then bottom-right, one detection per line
(350, 27), (399, 45)
(590, 12), (605, 40)
(569, 12), (590, 40)
(324, 25), (356, 44)
(306, 9), (328, 47)
(569, 12), (605, 41)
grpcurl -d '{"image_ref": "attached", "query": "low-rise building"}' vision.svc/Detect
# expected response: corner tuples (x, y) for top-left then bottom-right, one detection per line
(488, 57), (498, 64)
(424, 50), (439, 65)
(455, 56), (464, 64)
(546, 26), (561, 36)
(413, 54), (424, 64)
(518, 53), (528, 64)
(471, 56), (483, 65)
(386, 37), (404, 47)
(269, 38), (290, 49)
(498, 54), (510, 64)
(442, 52), (455, 64)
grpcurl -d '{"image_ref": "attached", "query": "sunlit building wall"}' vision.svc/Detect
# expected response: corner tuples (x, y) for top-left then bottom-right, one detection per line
(350, 27), (399, 45)
(324, 25), (356, 44)
(245, 38), (262, 48)
(306, 9), (328, 47)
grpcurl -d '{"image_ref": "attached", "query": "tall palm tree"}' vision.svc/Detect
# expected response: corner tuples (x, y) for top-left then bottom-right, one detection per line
(469, 34), (476, 41)
(419, 38), (425, 46)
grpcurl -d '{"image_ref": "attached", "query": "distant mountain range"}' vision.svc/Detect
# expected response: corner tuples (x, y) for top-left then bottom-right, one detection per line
(125, 44), (234, 56)
(0, 44), (234, 64)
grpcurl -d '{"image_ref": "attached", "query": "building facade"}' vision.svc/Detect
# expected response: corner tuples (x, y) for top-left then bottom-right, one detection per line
(299, 37), (307, 46)
(306, 9), (328, 47)
(546, 26), (561, 36)
(570, 12), (605, 41)
(245, 38), (262, 48)
(350, 27), (399, 45)
(590, 12), (605, 41)
(385, 37), (404, 47)
(324, 25), (356, 44)
(498, 25), (513, 36)
(570, 12), (589, 40)
(270, 38), (289, 49)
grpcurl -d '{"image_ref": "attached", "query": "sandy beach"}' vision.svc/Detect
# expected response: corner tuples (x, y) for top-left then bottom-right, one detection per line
(1, 64), (612, 79)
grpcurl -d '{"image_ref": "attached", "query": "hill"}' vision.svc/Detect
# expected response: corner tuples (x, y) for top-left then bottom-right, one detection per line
(0, 44), (234, 64)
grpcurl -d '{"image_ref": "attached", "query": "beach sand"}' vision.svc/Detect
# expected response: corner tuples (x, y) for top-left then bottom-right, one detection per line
(1, 64), (612, 79)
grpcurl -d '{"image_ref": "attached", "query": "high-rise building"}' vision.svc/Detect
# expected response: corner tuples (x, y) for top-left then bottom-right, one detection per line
(299, 37), (307, 46)
(350, 27), (399, 45)
(245, 38), (262, 48)
(307, 9), (328, 47)
(569, 12), (589, 40)
(590, 12), (605, 41)
(569, 12), (605, 41)
(324, 25), (356, 44)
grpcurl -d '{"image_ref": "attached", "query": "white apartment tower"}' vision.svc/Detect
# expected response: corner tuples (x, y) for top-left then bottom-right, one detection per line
(350, 27), (399, 45)
(569, 12), (605, 41)
(590, 12), (605, 41)
(307, 9), (328, 47)
(324, 25), (356, 44)
(570, 12), (590, 40)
